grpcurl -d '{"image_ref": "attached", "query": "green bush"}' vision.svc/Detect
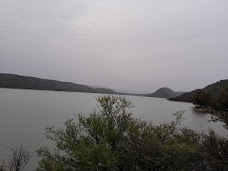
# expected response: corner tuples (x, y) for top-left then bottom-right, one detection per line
(201, 130), (228, 170)
(36, 96), (208, 171)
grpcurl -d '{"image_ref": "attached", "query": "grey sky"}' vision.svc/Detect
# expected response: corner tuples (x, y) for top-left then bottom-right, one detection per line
(0, 0), (228, 92)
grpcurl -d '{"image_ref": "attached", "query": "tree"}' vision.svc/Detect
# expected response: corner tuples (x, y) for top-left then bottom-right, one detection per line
(0, 146), (32, 171)
(201, 130), (228, 170)
(216, 87), (228, 112)
(193, 91), (212, 108)
(36, 95), (205, 171)
(8, 145), (32, 171)
(0, 161), (5, 171)
(206, 87), (228, 128)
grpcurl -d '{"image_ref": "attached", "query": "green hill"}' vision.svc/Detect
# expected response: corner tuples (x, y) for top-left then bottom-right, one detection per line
(170, 80), (228, 102)
(145, 87), (185, 98)
(0, 73), (116, 94)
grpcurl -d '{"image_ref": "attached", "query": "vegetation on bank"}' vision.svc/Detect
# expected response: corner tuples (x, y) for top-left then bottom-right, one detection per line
(0, 73), (115, 94)
(193, 87), (228, 128)
(1, 95), (228, 171)
(170, 80), (228, 102)
(170, 79), (228, 129)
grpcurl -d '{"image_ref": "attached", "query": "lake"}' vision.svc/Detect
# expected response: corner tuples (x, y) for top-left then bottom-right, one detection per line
(0, 88), (227, 170)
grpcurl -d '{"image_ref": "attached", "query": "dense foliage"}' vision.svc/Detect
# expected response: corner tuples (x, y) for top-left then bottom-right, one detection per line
(36, 95), (228, 171)
(193, 87), (228, 128)
(193, 91), (212, 108)
(170, 80), (228, 103)
(215, 87), (228, 112)
(193, 87), (228, 112)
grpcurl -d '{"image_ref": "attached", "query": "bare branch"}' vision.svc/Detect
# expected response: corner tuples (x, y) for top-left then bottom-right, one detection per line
(8, 145), (32, 171)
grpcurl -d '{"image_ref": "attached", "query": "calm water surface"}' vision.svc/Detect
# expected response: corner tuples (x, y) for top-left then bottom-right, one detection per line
(0, 88), (227, 170)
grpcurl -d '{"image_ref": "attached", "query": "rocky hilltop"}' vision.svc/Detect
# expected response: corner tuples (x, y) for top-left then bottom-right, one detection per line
(0, 73), (116, 94)
(169, 80), (228, 102)
(145, 87), (185, 98)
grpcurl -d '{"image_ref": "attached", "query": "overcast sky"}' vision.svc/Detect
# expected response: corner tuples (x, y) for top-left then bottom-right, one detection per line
(0, 0), (227, 92)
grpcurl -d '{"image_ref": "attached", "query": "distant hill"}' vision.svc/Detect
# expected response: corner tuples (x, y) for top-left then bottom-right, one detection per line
(170, 80), (228, 102)
(145, 87), (185, 98)
(89, 86), (149, 95)
(0, 73), (116, 94)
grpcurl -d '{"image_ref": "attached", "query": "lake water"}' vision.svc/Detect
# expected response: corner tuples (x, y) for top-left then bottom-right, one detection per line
(0, 88), (227, 170)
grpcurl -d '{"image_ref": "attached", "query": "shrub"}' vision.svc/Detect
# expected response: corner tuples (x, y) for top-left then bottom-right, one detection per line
(37, 96), (206, 171)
